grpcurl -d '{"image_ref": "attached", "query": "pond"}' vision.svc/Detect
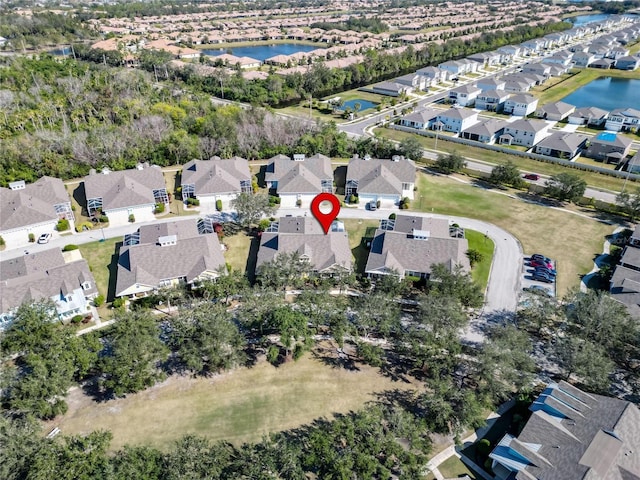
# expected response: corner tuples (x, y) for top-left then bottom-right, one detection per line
(336, 99), (379, 111)
(561, 77), (640, 111)
(202, 43), (320, 62)
(568, 13), (612, 27)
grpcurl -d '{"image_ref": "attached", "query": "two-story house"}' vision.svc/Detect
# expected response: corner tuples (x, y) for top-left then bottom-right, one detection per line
(500, 118), (550, 148)
(448, 84), (481, 107)
(503, 93), (539, 116)
(475, 90), (511, 112)
(605, 108), (640, 132)
(436, 107), (479, 134)
(584, 132), (634, 164)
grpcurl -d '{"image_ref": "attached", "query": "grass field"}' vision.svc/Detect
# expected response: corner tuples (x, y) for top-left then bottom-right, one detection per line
(223, 231), (253, 273)
(376, 127), (635, 193)
(438, 455), (479, 479)
(50, 352), (418, 451)
(78, 238), (121, 317)
(342, 218), (379, 274)
(414, 172), (615, 294)
(466, 229), (495, 292)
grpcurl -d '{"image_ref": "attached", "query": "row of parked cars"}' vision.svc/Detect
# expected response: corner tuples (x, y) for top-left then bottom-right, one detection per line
(528, 254), (556, 284)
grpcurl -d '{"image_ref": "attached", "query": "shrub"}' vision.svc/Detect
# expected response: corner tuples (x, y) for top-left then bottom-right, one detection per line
(155, 202), (165, 214)
(267, 345), (280, 365)
(186, 197), (200, 206)
(76, 221), (93, 232)
(354, 195), (359, 204)
(128, 214), (135, 223)
(62, 244), (79, 251)
(376, 200), (381, 208)
(466, 249), (484, 267)
(477, 438), (492, 456)
(388, 213), (396, 220)
(99, 215), (109, 223)
(112, 298), (126, 309)
(28, 233), (35, 243)
(0, 236), (5, 247)
(216, 199), (223, 211)
(296, 198), (302, 207)
(71, 315), (83, 324)
(56, 218), (70, 231)
(93, 294), (105, 307)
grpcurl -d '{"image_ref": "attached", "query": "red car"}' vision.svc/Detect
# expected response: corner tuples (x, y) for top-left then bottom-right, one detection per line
(530, 259), (553, 269)
(523, 173), (540, 181)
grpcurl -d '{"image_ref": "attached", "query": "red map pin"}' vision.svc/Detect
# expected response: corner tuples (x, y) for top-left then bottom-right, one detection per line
(310, 192), (341, 234)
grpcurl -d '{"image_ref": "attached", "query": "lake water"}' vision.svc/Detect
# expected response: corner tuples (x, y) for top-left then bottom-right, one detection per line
(561, 77), (640, 111)
(569, 13), (612, 27)
(340, 99), (378, 111)
(202, 43), (319, 62)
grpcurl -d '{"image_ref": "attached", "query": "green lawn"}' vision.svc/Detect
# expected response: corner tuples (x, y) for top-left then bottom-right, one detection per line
(50, 352), (419, 451)
(343, 218), (380, 274)
(376, 127), (636, 192)
(78, 238), (121, 319)
(438, 455), (478, 479)
(466, 229), (495, 293)
(414, 172), (614, 295)
(223, 231), (253, 274)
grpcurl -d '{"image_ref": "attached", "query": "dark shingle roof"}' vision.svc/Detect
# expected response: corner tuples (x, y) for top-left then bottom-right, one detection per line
(346, 157), (415, 196)
(181, 156), (250, 196)
(264, 154), (333, 194)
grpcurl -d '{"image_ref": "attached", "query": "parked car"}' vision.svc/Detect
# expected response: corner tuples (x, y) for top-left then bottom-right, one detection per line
(523, 173), (540, 181)
(523, 285), (553, 296)
(531, 253), (551, 263)
(532, 272), (554, 283)
(37, 233), (52, 244)
(368, 200), (377, 211)
(530, 259), (553, 269)
(534, 266), (556, 277)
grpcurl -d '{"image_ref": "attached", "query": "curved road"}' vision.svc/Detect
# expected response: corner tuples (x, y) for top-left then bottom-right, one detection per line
(2, 206), (523, 343)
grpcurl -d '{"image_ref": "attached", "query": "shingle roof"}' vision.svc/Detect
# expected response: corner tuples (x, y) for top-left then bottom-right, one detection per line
(539, 101), (576, 117)
(365, 216), (469, 277)
(84, 166), (166, 211)
(451, 84), (481, 95)
(462, 118), (507, 137)
(438, 107), (478, 121)
(535, 132), (588, 153)
(592, 132), (633, 148)
(264, 154), (332, 195)
(401, 107), (440, 124)
(0, 177), (69, 232)
(0, 248), (97, 314)
(491, 381), (640, 480)
(572, 106), (609, 120)
(181, 156), (250, 196)
(505, 118), (549, 133)
(346, 157), (416, 196)
(256, 216), (352, 272)
(506, 93), (537, 105)
(115, 219), (225, 296)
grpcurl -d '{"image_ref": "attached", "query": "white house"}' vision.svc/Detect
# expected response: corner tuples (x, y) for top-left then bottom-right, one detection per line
(345, 156), (416, 207)
(398, 107), (440, 130)
(475, 90), (510, 112)
(500, 118), (551, 147)
(503, 93), (539, 116)
(605, 108), (640, 132)
(448, 84), (481, 107)
(436, 107), (479, 134)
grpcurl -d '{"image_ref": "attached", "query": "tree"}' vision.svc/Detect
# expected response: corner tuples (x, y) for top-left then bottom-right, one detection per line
(555, 336), (613, 392)
(488, 160), (525, 188)
(544, 172), (587, 202)
(1, 302), (99, 419)
(429, 264), (484, 308)
(98, 310), (169, 398)
(466, 249), (484, 268)
(269, 306), (312, 360)
(257, 251), (313, 290)
(399, 136), (424, 161)
(168, 304), (246, 375)
(616, 188), (640, 221)
(435, 151), (466, 174)
(231, 193), (276, 227)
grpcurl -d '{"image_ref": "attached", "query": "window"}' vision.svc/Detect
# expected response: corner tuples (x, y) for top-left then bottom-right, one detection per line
(401, 183), (412, 191)
(240, 180), (252, 193)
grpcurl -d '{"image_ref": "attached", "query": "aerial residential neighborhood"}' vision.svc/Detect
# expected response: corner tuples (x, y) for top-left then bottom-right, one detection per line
(0, 0), (639, 478)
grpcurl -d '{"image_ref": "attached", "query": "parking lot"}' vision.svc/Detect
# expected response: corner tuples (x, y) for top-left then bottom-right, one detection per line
(520, 253), (557, 298)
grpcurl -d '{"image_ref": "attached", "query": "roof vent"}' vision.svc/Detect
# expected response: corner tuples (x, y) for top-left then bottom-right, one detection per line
(293, 153), (305, 162)
(9, 180), (25, 190)
(158, 235), (177, 247)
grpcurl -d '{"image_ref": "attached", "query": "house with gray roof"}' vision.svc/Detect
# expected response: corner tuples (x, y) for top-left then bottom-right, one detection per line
(477, 77), (506, 92)
(615, 55), (640, 70)
(572, 50), (598, 67)
(365, 214), (470, 280)
(394, 73), (426, 91)
(568, 106), (609, 127)
(606, 108), (640, 132)
(436, 107), (479, 133)
(489, 380), (640, 480)
(264, 153), (333, 208)
(533, 132), (588, 159)
(0, 248), (98, 328)
(345, 156), (416, 207)
(628, 150), (640, 174)
(115, 219), (226, 298)
(503, 77), (533, 93)
(448, 84), (481, 107)
(537, 101), (576, 121)
(181, 156), (251, 210)
(83, 164), (168, 226)
(500, 119), (551, 147)
(584, 132), (633, 164)
(371, 81), (413, 97)
(398, 107), (440, 130)
(460, 118), (507, 144)
(503, 94), (538, 116)
(521, 62), (551, 79)
(256, 216), (352, 275)
(0, 177), (73, 249)
(415, 66), (449, 85)
(475, 90), (510, 112)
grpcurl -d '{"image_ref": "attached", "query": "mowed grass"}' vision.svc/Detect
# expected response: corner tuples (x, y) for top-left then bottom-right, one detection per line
(223, 231), (253, 273)
(78, 238), (121, 311)
(376, 128), (635, 193)
(437, 455), (478, 479)
(342, 217), (379, 274)
(415, 172), (614, 294)
(52, 353), (418, 451)
(466, 229), (495, 292)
